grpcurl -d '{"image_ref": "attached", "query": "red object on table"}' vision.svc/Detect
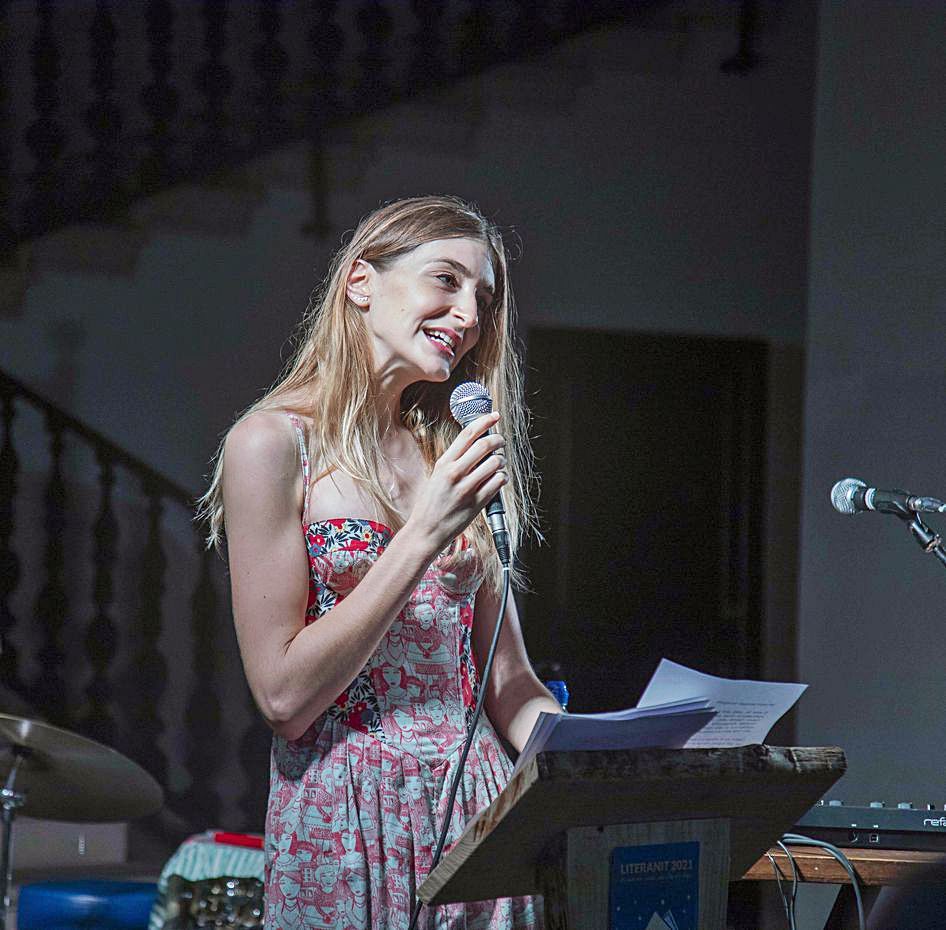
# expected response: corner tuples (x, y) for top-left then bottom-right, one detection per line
(212, 831), (264, 849)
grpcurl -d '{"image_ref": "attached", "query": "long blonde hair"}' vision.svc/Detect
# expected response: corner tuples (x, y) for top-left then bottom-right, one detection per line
(197, 195), (539, 592)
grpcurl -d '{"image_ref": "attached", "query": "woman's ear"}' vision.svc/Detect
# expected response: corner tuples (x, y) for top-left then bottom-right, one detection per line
(346, 259), (372, 307)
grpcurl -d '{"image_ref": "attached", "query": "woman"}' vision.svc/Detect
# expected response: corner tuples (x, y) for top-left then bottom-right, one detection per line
(200, 195), (561, 929)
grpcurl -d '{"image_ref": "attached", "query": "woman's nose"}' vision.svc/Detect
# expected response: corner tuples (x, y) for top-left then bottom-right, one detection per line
(451, 292), (479, 328)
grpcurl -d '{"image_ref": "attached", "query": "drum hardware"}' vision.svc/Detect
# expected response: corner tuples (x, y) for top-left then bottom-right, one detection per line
(0, 713), (164, 930)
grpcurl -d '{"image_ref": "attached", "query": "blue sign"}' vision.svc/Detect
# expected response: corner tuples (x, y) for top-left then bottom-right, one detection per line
(609, 841), (700, 930)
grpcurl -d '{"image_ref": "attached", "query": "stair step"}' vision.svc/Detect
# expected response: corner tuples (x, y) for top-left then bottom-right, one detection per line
(358, 91), (483, 155)
(590, 25), (690, 77)
(26, 223), (149, 279)
(575, 12), (748, 79)
(0, 248), (30, 318)
(223, 129), (379, 196)
(130, 175), (266, 237)
(478, 58), (588, 110)
(242, 141), (311, 192)
(323, 126), (377, 193)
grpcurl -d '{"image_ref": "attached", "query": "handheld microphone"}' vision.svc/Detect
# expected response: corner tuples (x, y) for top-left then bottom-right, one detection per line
(830, 477), (946, 517)
(449, 381), (511, 567)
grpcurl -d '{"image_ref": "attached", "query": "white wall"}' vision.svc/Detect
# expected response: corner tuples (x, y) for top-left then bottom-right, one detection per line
(799, 1), (946, 802)
(0, 2), (816, 493)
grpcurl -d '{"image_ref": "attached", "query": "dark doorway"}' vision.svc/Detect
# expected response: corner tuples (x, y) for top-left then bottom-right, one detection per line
(520, 328), (768, 712)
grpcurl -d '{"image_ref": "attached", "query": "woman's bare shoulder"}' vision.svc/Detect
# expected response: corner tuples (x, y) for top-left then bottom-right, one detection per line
(222, 410), (311, 524)
(224, 409), (304, 475)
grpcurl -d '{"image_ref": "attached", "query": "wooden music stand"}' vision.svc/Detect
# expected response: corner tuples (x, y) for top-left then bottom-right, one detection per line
(419, 744), (846, 930)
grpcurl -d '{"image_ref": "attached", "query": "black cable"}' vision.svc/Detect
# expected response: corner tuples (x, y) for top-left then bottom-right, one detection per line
(780, 833), (866, 930)
(775, 839), (799, 930)
(408, 566), (512, 930)
(765, 850), (792, 925)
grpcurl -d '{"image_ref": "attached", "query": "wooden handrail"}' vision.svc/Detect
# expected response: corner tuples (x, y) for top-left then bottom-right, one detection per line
(0, 368), (195, 507)
(2, 0), (643, 257)
(0, 363), (254, 846)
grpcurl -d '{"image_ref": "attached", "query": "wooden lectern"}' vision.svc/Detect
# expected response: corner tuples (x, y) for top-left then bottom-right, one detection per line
(419, 745), (846, 929)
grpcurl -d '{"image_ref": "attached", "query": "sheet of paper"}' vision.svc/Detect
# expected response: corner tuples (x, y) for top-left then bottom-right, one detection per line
(542, 709), (716, 753)
(579, 697), (711, 722)
(511, 702), (716, 776)
(637, 659), (807, 748)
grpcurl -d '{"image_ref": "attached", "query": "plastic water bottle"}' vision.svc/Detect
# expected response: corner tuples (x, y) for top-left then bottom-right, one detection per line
(545, 680), (569, 711)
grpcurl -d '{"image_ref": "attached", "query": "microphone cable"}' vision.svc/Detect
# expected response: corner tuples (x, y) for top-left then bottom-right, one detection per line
(407, 564), (512, 930)
(766, 839), (800, 930)
(768, 833), (866, 930)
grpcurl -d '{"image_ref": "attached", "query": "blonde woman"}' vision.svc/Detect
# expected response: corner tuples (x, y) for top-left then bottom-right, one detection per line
(200, 196), (560, 928)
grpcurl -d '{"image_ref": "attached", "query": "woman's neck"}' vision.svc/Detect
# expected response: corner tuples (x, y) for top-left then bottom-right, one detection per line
(376, 400), (404, 438)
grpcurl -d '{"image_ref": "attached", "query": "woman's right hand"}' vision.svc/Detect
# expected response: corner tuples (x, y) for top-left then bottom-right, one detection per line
(405, 412), (507, 554)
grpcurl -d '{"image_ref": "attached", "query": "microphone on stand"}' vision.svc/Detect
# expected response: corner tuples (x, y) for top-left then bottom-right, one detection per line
(449, 381), (511, 567)
(830, 478), (946, 517)
(832, 477), (946, 572)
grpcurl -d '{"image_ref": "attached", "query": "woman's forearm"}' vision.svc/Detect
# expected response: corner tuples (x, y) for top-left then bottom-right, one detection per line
(488, 675), (563, 753)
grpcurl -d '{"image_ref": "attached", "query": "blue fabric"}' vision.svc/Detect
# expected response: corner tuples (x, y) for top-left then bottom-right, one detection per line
(17, 880), (158, 930)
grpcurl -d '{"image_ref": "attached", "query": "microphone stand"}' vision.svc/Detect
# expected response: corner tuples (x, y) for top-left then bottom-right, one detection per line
(894, 511), (946, 570)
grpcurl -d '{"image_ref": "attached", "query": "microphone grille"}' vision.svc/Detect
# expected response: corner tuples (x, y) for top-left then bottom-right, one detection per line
(830, 477), (866, 515)
(449, 381), (493, 427)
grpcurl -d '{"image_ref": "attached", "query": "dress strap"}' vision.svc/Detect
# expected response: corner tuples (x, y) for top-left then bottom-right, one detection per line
(286, 414), (312, 520)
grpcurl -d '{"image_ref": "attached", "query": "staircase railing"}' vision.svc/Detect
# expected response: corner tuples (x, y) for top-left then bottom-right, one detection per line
(1, 0), (638, 260)
(0, 367), (271, 847)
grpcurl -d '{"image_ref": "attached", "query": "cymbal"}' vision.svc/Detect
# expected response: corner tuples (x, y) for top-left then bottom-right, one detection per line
(0, 714), (163, 822)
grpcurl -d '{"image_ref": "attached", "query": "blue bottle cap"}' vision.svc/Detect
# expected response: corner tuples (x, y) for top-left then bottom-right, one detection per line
(545, 679), (569, 709)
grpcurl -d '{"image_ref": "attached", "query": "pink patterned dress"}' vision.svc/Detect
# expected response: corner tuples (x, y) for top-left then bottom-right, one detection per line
(263, 418), (537, 930)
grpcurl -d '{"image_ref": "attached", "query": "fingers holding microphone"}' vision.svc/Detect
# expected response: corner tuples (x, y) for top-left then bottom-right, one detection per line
(448, 411), (508, 508)
(453, 414), (508, 503)
(449, 380), (512, 567)
(408, 411), (506, 549)
(445, 408), (511, 568)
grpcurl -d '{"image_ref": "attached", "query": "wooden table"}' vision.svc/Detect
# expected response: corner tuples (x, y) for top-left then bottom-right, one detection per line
(743, 845), (946, 929)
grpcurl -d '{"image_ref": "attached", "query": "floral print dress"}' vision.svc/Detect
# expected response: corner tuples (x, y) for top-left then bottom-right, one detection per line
(263, 417), (537, 930)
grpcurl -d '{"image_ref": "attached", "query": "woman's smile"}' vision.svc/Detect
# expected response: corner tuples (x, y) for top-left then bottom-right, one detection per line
(422, 327), (461, 359)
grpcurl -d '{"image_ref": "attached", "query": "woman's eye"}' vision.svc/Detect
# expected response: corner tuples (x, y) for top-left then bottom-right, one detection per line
(436, 273), (458, 287)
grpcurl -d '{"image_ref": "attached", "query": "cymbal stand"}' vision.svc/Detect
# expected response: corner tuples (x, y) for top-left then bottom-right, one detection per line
(0, 747), (28, 930)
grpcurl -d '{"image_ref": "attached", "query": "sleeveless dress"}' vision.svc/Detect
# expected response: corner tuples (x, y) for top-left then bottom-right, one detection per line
(263, 417), (538, 930)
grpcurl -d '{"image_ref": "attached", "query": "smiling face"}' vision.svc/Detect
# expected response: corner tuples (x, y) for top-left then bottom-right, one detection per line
(348, 237), (496, 391)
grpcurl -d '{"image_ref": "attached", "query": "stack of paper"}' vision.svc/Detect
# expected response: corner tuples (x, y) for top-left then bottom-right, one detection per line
(512, 659), (807, 776)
